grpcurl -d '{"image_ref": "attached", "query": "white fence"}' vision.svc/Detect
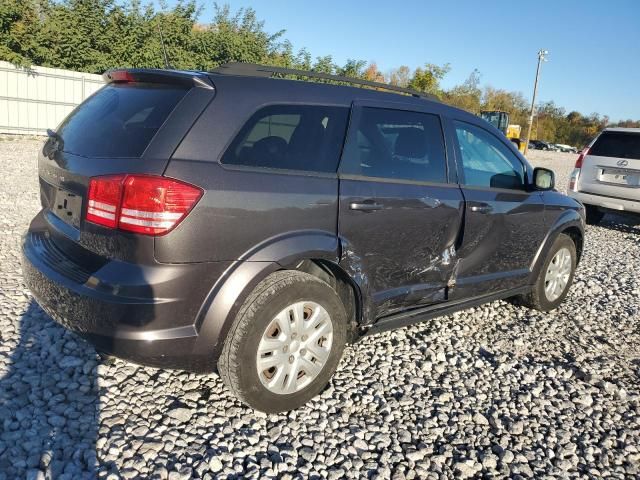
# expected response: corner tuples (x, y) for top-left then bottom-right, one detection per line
(0, 61), (105, 135)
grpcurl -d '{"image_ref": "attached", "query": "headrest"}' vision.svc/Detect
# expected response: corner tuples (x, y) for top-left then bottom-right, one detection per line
(394, 128), (427, 159)
(250, 136), (287, 163)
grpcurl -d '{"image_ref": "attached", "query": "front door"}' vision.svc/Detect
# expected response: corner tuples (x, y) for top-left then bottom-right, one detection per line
(338, 104), (464, 321)
(450, 119), (547, 298)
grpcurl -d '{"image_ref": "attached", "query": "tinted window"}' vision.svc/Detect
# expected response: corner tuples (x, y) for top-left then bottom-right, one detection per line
(454, 121), (525, 190)
(221, 105), (349, 173)
(340, 107), (447, 183)
(56, 83), (188, 158)
(590, 132), (640, 160)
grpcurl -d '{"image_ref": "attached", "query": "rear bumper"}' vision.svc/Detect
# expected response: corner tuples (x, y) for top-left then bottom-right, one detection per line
(569, 190), (640, 214)
(21, 212), (233, 372)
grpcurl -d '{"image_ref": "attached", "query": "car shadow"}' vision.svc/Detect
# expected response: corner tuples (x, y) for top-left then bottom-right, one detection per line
(598, 212), (640, 235)
(0, 300), (99, 478)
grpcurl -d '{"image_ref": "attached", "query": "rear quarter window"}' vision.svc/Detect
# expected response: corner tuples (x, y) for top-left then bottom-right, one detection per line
(590, 132), (640, 160)
(221, 105), (349, 173)
(56, 83), (189, 158)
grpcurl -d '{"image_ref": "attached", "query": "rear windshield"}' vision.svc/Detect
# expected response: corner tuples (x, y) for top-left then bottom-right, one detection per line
(56, 83), (188, 158)
(590, 132), (640, 160)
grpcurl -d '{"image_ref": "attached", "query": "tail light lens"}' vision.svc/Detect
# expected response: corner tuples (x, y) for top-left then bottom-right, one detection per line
(86, 175), (202, 236)
(575, 148), (589, 168)
(86, 175), (124, 229)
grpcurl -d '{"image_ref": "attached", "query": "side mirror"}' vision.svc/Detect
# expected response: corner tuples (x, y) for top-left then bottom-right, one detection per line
(533, 167), (555, 191)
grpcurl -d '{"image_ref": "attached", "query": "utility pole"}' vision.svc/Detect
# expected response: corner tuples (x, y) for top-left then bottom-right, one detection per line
(523, 49), (548, 156)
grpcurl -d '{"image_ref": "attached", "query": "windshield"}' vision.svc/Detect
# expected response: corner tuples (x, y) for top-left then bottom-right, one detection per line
(480, 112), (508, 132)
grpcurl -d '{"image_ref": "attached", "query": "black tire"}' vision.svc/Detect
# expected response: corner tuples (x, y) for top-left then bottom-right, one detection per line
(218, 270), (347, 413)
(517, 233), (577, 312)
(585, 204), (604, 225)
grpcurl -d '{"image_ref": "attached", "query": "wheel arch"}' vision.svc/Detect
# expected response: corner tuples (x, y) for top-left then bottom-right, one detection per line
(192, 231), (364, 366)
(289, 258), (362, 342)
(530, 210), (584, 279)
(561, 225), (584, 264)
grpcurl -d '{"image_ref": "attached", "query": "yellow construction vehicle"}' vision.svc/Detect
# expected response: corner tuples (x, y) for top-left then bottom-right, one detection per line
(479, 110), (525, 152)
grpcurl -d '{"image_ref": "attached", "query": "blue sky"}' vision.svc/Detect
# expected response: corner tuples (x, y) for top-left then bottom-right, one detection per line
(168, 0), (639, 121)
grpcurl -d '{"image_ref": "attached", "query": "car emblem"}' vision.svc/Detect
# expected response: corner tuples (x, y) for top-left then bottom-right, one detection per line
(616, 159), (629, 167)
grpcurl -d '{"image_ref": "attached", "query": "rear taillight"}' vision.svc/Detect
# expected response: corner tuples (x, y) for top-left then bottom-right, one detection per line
(86, 175), (202, 236)
(86, 175), (124, 229)
(575, 147), (589, 168)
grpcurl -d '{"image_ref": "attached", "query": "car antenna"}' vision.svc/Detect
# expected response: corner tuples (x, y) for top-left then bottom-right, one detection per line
(158, 22), (172, 69)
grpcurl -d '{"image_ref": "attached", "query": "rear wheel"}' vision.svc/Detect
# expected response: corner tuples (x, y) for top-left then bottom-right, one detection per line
(218, 271), (347, 412)
(517, 233), (577, 312)
(585, 204), (604, 225)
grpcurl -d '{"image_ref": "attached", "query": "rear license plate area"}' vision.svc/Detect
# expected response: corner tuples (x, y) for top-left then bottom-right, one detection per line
(599, 168), (640, 186)
(52, 187), (83, 229)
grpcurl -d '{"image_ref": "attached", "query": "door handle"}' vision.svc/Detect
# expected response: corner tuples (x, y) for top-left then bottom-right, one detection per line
(349, 201), (383, 212)
(469, 203), (493, 214)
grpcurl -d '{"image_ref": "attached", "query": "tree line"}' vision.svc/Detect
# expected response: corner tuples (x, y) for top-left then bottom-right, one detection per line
(2, 0), (637, 147)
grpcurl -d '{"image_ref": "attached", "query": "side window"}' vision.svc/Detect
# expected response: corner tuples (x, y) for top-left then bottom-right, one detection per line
(221, 105), (349, 173)
(340, 107), (447, 183)
(454, 121), (525, 190)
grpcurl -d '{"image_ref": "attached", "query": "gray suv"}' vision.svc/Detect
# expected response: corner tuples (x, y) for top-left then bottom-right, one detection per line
(22, 63), (585, 412)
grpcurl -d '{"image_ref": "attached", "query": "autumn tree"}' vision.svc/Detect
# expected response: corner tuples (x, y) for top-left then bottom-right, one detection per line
(443, 68), (482, 112)
(1, 1), (636, 144)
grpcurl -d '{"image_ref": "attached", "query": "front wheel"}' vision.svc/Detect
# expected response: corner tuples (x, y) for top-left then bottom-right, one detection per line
(517, 233), (577, 312)
(218, 271), (347, 412)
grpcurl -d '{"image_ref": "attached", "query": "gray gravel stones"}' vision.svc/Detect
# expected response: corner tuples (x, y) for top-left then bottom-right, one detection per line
(0, 138), (639, 478)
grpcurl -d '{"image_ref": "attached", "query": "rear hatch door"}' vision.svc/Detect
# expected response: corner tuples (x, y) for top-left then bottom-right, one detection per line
(38, 70), (214, 259)
(580, 130), (640, 200)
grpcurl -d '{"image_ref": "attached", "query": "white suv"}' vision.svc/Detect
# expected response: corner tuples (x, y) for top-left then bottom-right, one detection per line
(568, 128), (640, 224)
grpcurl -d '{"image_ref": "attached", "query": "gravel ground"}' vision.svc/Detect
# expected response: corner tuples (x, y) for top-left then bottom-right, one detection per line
(0, 137), (639, 479)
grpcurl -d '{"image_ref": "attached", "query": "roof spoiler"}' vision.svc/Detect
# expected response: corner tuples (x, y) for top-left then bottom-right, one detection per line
(103, 69), (214, 90)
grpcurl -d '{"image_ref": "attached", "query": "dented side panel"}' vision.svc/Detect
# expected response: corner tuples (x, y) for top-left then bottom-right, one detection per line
(451, 187), (546, 298)
(338, 179), (465, 323)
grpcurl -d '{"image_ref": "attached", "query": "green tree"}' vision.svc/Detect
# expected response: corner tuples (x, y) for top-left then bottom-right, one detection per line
(444, 68), (482, 112)
(408, 63), (450, 97)
(1, 0), (638, 144)
(0, 0), (45, 66)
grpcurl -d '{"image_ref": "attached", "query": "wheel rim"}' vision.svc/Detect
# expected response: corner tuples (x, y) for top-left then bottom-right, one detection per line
(544, 247), (572, 302)
(256, 301), (333, 395)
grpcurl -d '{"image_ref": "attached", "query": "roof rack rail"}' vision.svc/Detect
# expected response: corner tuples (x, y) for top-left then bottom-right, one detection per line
(210, 62), (438, 101)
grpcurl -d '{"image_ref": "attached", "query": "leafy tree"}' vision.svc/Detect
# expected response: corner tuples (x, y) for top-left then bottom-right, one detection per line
(0, 0), (45, 66)
(0, 0), (636, 144)
(387, 65), (410, 88)
(408, 63), (450, 97)
(363, 62), (384, 83)
(444, 68), (482, 112)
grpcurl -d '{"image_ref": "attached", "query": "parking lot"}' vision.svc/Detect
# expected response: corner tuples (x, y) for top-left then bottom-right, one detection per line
(0, 136), (638, 479)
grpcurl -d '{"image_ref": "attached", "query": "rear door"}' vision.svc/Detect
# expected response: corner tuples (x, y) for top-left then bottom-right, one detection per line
(579, 130), (640, 200)
(449, 119), (546, 298)
(338, 102), (464, 320)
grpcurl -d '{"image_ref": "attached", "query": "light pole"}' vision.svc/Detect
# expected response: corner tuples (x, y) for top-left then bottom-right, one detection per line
(523, 49), (548, 155)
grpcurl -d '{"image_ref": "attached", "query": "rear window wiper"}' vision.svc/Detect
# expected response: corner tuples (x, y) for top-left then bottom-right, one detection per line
(44, 128), (64, 157)
(47, 128), (63, 142)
